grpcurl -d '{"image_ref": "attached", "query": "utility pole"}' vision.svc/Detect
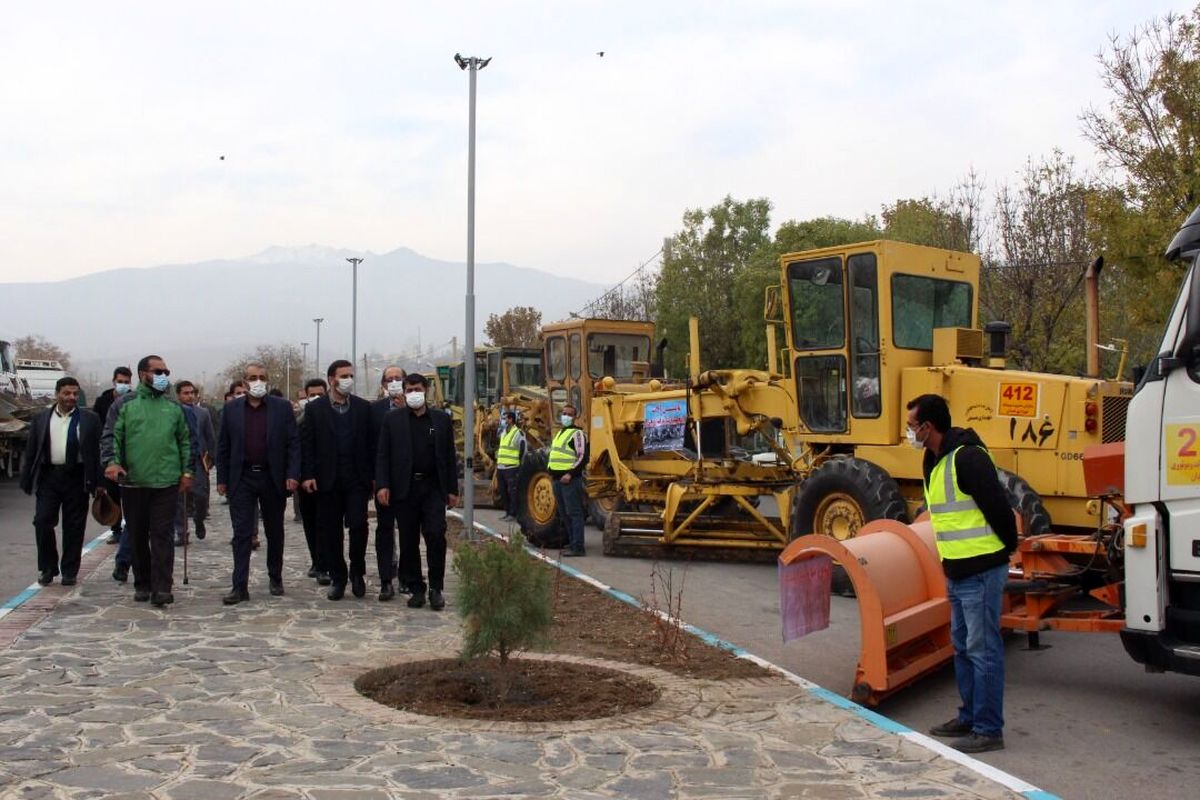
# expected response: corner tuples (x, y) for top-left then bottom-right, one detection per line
(346, 257), (363, 386)
(301, 342), (309, 378)
(313, 318), (324, 378)
(454, 52), (490, 539)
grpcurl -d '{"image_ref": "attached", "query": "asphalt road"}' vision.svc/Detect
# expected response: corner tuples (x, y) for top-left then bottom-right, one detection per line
(469, 506), (1200, 800)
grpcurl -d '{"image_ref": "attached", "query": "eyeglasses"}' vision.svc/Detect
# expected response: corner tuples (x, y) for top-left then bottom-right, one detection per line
(151, 368), (170, 377)
(245, 375), (267, 381)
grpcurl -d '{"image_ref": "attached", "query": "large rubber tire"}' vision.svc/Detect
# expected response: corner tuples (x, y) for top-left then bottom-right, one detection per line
(515, 450), (566, 548)
(792, 457), (908, 597)
(588, 495), (624, 531)
(996, 468), (1051, 536)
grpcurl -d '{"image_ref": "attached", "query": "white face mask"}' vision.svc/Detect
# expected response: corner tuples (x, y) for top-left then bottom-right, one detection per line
(405, 391), (426, 409)
(298, 397), (309, 408)
(336, 377), (354, 394)
(248, 380), (268, 399)
(906, 425), (926, 450)
(114, 382), (132, 395)
(386, 380), (405, 398)
(561, 414), (575, 427)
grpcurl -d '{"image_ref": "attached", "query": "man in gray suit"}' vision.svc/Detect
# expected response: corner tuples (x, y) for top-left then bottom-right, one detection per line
(176, 380), (215, 542)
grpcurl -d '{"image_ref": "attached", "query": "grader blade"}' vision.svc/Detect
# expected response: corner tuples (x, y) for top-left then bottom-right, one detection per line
(603, 511), (784, 563)
(779, 518), (953, 706)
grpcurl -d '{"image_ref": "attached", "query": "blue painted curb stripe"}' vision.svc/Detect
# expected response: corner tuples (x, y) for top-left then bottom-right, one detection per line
(0, 532), (109, 614)
(452, 511), (1062, 800)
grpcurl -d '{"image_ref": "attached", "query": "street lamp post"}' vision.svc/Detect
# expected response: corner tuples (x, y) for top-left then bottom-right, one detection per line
(346, 257), (363, 389)
(454, 52), (490, 540)
(301, 342), (309, 378)
(313, 318), (324, 378)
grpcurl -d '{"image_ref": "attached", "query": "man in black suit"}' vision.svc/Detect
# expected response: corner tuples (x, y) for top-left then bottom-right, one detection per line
(20, 377), (102, 586)
(216, 363), (301, 604)
(301, 359), (374, 601)
(296, 378), (329, 585)
(376, 373), (459, 611)
(369, 365), (406, 601)
(93, 366), (133, 547)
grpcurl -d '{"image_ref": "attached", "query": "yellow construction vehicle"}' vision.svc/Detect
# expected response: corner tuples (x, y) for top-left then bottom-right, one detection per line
(518, 240), (1131, 559)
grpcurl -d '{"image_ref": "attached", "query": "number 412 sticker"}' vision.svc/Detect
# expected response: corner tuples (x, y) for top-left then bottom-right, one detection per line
(1166, 424), (1200, 485)
(998, 382), (1039, 417)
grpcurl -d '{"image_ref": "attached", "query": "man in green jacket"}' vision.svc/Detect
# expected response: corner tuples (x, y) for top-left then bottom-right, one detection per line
(104, 355), (192, 608)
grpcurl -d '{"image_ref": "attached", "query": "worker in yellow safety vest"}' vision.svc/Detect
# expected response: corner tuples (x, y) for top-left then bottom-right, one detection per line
(906, 393), (1017, 755)
(547, 404), (587, 556)
(495, 410), (526, 522)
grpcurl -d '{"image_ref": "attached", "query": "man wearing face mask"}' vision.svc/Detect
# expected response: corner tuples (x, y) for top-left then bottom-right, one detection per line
(376, 373), (459, 610)
(495, 411), (525, 521)
(300, 360), (375, 600)
(905, 393), (1016, 754)
(173, 381), (214, 546)
(368, 365), (407, 601)
(94, 366), (133, 549)
(297, 378), (329, 584)
(548, 404), (588, 556)
(103, 355), (192, 608)
(215, 364), (301, 604)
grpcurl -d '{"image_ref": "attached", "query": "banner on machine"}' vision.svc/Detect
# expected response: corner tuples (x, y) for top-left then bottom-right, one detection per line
(642, 398), (687, 452)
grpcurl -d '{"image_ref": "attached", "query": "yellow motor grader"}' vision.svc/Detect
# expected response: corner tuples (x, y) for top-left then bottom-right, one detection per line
(515, 240), (1132, 557)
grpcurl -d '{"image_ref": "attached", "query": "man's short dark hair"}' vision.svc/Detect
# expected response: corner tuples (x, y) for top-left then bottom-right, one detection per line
(304, 378), (328, 392)
(326, 359), (353, 378)
(55, 376), (80, 392)
(228, 379), (248, 393)
(136, 355), (163, 373)
(906, 394), (951, 433)
(403, 372), (428, 389)
(269, 388), (284, 397)
(112, 366), (132, 380)
(175, 380), (195, 395)
(503, 410), (517, 422)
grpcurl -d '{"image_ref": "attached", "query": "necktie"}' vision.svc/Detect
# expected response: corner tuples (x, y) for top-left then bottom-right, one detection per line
(66, 410), (80, 465)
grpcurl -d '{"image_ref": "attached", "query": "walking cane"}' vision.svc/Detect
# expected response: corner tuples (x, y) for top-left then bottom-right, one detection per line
(182, 491), (192, 586)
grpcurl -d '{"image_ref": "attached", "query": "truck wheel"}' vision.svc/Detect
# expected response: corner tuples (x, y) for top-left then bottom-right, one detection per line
(996, 469), (1051, 536)
(588, 495), (623, 530)
(516, 451), (565, 548)
(792, 457), (908, 597)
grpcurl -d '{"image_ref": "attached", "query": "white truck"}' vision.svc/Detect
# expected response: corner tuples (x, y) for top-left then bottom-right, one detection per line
(1119, 205), (1200, 675)
(15, 357), (67, 400)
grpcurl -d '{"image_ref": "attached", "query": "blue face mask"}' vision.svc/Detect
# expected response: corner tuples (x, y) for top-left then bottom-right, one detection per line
(151, 374), (170, 393)
(113, 382), (132, 395)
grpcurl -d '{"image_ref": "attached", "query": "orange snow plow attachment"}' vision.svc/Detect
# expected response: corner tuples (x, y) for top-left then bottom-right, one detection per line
(779, 518), (953, 705)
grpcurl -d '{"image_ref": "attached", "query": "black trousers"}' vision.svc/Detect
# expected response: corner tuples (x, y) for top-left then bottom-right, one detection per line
(297, 488), (322, 571)
(396, 478), (447, 593)
(229, 470), (286, 589)
(123, 486), (178, 594)
(317, 479), (369, 586)
(33, 465), (88, 578)
(374, 498), (398, 584)
(498, 467), (519, 516)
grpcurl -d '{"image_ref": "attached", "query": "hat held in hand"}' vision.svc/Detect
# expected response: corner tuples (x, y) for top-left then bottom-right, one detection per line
(91, 492), (121, 527)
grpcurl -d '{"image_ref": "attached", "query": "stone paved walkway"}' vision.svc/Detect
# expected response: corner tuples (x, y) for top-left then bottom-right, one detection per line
(0, 510), (1027, 799)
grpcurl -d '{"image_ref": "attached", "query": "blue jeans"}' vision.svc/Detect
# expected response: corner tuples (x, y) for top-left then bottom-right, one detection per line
(552, 476), (586, 552)
(946, 562), (1007, 737)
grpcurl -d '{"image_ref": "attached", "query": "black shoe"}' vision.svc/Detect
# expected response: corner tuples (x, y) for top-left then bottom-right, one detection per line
(350, 574), (366, 598)
(327, 584), (346, 601)
(378, 582), (395, 602)
(306, 566), (319, 578)
(316, 571), (332, 586)
(151, 592), (174, 608)
(61, 576), (77, 587)
(407, 592), (426, 608)
(194, 520), (206, 540)
(223, 587), (250, 605)
(953, 733), (1005, 753)
(929, 717), (973, 738)
(134, 590), (151, 602)
(37, 570), (56, 586)
(112, 565), (129, 583)
(429, 590), (445, 611)
(269, 579), (284, 596)
(562, 549), (585, 558)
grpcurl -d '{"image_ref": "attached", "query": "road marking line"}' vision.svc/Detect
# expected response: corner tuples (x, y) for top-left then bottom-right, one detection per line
(0, 532), (110, 619)
(452, 511), (1060, 800)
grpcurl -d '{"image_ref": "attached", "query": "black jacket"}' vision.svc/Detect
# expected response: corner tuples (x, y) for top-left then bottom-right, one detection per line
(92, 387), (117, 425)
(216, 395), (301, 494)
(375, 406), (458, 502)
(921, 427), (1018, 579)
(299, 394), (374, 491)
(369, 396), (402, 461)
(20, 406), (101, 495)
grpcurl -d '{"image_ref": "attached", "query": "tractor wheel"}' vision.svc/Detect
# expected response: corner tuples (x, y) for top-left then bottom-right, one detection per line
(515, 451), (565, 548)
(996, 469), (1052, 536)
(588, 495), (623, 531)
(792, 457), (908, 597)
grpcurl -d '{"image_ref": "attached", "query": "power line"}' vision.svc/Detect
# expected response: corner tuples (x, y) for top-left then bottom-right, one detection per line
(575, 247), (663, 317)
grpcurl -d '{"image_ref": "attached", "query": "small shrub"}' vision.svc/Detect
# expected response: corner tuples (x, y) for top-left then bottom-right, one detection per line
(454, 532), (553, 667)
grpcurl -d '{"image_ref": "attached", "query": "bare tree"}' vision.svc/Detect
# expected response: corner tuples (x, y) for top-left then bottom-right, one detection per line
(13, 335), (71, 370)
(484, 306), (543, 348)
(219, 343), (306, 400)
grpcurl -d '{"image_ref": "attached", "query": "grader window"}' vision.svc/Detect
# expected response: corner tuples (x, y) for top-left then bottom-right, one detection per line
(787, 257), (845, 350)
(849, 254), (881, 418)
(796, 355), (847, 433)
(547, 337), (567, 381)
(587, 333), (652, 380)
(892, 274), (973, 350)
(506, 356), (543, 388)
(570, 334), (582, 380)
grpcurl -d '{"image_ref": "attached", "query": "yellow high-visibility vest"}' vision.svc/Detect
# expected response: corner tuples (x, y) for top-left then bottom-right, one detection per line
(496, 426), (521, 467)
(548, 427), (580, 471)
(923, 446), (1006, 561)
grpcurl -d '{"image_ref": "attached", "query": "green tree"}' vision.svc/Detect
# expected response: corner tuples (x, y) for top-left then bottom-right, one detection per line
(1081, 5), (1200, 334)
(13, 335), (71, 370)
(219, 343), (305, 401)
(655, 196), (772, 376)
(484, 306), (543, 348)
(454, 532), (552, 667)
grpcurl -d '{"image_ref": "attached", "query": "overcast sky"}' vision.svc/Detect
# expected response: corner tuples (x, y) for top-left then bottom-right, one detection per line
(0, 1), (1184, 285)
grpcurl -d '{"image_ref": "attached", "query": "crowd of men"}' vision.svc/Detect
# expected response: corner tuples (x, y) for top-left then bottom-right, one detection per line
(21, 355), (459, 611)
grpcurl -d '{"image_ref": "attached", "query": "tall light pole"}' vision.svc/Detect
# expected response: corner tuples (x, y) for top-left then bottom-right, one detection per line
(300, 342), (309, 378)
(313, 318), (324, 378)
(455, 52), (490, 540)
(346, 256), (363, 390)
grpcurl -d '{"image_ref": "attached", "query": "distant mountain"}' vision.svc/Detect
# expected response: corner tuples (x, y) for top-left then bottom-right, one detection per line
(2, 245), (606, 386)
